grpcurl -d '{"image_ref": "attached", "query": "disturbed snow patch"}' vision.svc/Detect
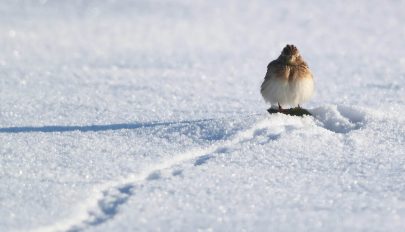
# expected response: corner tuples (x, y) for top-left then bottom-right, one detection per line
(311, 105), (366, 133)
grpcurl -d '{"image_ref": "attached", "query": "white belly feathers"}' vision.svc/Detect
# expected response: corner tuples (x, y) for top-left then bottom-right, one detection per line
(261, 74), (314, 108)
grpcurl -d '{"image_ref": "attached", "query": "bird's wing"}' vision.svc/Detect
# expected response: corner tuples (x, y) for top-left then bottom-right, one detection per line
(264, 60), (289, 81)
(263, 60), (278, 81)
(261, 60), (288, 93)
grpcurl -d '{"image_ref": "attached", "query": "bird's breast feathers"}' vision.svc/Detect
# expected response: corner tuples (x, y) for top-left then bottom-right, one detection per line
(261, 67), (313, 107)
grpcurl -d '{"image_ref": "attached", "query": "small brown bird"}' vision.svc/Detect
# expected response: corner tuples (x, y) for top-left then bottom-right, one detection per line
(260, 44), (314, 111)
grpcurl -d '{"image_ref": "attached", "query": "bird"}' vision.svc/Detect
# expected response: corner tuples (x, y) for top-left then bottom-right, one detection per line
(260, 44), (314, 112)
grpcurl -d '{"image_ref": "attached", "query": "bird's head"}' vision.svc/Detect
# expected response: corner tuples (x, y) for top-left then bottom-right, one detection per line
(280, 44), (301, 65)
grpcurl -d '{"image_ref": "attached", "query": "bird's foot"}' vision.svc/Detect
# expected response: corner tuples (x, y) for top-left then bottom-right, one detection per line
(278, 103), (284, 112)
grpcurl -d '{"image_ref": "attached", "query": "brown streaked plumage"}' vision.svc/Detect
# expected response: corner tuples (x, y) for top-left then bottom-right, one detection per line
(260, 44), (314, 111)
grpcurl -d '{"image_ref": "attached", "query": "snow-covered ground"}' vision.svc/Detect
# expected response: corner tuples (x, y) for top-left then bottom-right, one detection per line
(1, 0), (404, 231)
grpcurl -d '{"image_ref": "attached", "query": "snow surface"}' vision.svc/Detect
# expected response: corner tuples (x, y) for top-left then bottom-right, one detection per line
(1, 0), (405, 231)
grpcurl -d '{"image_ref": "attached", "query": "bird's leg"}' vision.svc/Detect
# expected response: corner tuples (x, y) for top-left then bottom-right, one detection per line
(278, 103), (283, 112)
(297, 104), (301, 109)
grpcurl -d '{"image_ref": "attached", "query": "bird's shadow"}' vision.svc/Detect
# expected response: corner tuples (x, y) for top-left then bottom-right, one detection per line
(0, 119), (213, 134)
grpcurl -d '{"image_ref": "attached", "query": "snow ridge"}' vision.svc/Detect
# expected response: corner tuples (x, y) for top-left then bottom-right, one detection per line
(32, 105), (367, 232)
(33, 115), (306, 232)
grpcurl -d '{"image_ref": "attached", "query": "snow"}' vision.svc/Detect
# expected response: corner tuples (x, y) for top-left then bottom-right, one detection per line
(0, 0), (404, 231)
